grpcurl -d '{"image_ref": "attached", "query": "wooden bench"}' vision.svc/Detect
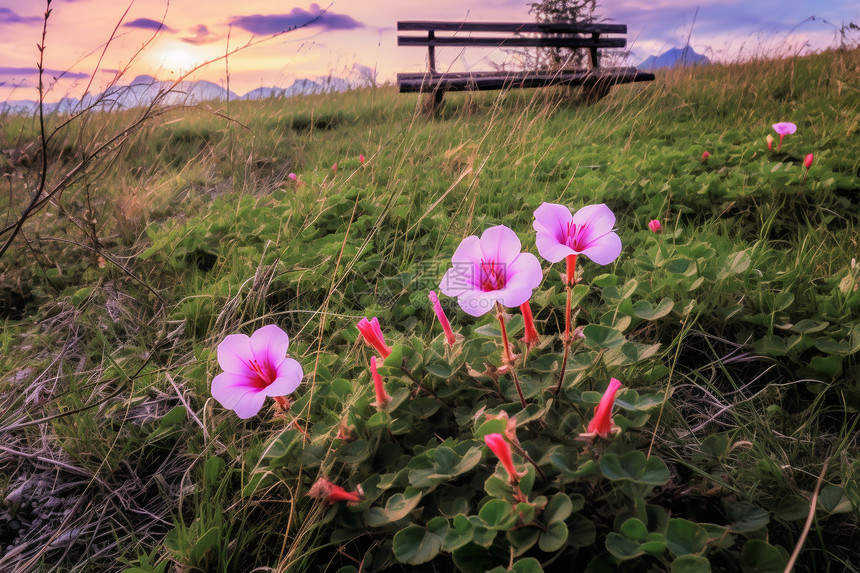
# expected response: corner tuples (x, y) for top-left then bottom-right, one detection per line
(397, 21), (654, 108)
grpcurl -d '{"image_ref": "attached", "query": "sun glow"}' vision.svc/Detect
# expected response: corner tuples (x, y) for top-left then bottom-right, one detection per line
(155, 45), (201, 75)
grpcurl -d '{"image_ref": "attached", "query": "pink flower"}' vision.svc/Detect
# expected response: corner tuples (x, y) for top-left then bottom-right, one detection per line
(587, 378), (623, 437)
(357, 317), (392, 358)
(359, 154), (365, 165)
(308, 478), (364, 505)
(702, 151), (710, 160)
(772, 122), (796, 150)
(484, 433), (521, 484)
(211, 325), (304, 419)
(370, 356), (391, 408)
(648, 219), (662, 233)
(766, 134), (774, 151)
(288, 173), (297, 181)
(439, 225), (542, 318)
(519, 301), (539, 346)
(428, 290), (456, 345)
(533, 203), (622, 266)
(804, 153), (814, 169)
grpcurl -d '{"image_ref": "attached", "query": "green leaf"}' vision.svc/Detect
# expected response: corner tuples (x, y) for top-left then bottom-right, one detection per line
(511, 557), (544, 573)
(538, 521), (568, 552)
(672, 554), (712, 573)
(600, 451), (670, 486)
(727, 502), (770, 533)
(740, 540), (788, 573)
(567, 515), (597, 547)
(479, 499), (517, 530)
(665, 518), (709, 556)
(365, 489), (423, 527)
(631, 298), (674, 320)
(773, 495), (809, 521)
(425, 362), (453, 378)
(443, 515), (475, 552)
(336, 440), (371, 464)
(203, 456), (224, 488)
(582, 324), (626, 350)
(717, 251), (750, 280)
(474, 418), (508, 439)
(507, 526), (540, 556)
(789, 319), (829, 334)
(543, 494), (573, 525)
(605, 532), (645, 560)
(666, 258), (694, 275)
(819, 484), (851, 514)
(393, 518), (448, 565)
(191, 527), (220, 563)
(620, 518), (648, 543)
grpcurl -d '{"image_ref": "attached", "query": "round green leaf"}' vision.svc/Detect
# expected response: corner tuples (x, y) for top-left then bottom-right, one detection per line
(538, 521), (568, 552)
(665, 518), (709, 556)
(605, 532), (645, 560)
(740, 539), (788, 573)
(672, 554), (711, 573)
(393, 518), (448, 565)
(543, 494), (573, 525)
(620, 518), (648, 542)
(479, 499), (517, 530)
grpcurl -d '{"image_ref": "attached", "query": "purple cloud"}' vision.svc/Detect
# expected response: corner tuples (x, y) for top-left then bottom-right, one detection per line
(0, 67), (89, 80)
(0, 7), (41, 24)
(123, 18), (174, 33)
(230, 3), (364, 34)
(182, 24), (220, 45)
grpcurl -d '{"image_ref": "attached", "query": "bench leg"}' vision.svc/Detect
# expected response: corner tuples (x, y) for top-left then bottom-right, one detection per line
(421, 88), (445, 115)
(582, 81), (611, 104)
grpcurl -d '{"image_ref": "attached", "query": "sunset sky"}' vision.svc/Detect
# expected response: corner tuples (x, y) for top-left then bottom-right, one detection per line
(1, 0), (858, 102)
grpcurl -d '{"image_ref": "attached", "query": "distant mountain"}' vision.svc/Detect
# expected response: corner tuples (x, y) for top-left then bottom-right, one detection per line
(638, 47), (709, 70)
(1, 74), (351, 114)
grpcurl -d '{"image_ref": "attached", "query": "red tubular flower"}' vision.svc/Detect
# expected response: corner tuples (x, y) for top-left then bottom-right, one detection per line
(428, 290), (456, 346)
(804, 153), (814, 170)
(519, 301), (539, 346)
(308, 478), (363, 505)
(359, 154), (365, 165)
(484, 433), (520, 484)
(587, 378), (623, 437)
(702, 151), (710, 160)
(357, 317), (392, 358)
(370, 356), (391, 408)
(766, 134), (774, 151)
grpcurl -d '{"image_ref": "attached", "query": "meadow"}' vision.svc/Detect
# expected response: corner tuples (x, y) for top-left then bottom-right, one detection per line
(1, 47), (859, 572)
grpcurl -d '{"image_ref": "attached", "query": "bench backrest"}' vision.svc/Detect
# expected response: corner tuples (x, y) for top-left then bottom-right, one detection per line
(397, 21), (627, 71)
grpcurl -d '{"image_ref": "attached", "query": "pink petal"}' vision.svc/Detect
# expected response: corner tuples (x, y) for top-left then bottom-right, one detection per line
(535, 230), (574, 263)
(217, 334), (254, 375)
(571, 204), (616, 243)
(505, 252), (543, 289)
(772, 122), (796, 135)
(533, 202), (572, 243)
(479, 225), (522, 266)
(440, 261), (479, 297)
(449, 234), (484, 268)
(266, 357), (304, 397)
(232, 390), (268, 419)
(456, 288), (502, 317)
(578, 230), (622, 265)
(250, 324), (290, 372)
(212, 371), (259, 409)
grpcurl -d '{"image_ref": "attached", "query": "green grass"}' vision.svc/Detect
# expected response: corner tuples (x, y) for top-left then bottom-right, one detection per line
(1, 47), (859, 572)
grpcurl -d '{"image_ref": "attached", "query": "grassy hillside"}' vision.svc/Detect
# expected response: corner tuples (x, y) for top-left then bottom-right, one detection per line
(1, 47), (859, 572)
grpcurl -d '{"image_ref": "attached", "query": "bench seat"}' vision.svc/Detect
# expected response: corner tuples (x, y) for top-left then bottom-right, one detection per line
(397, 67), (655, 93)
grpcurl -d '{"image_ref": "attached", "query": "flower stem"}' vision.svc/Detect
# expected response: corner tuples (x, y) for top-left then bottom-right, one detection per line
(555, 255), (577, 395)
(496, 303), (526, 408)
